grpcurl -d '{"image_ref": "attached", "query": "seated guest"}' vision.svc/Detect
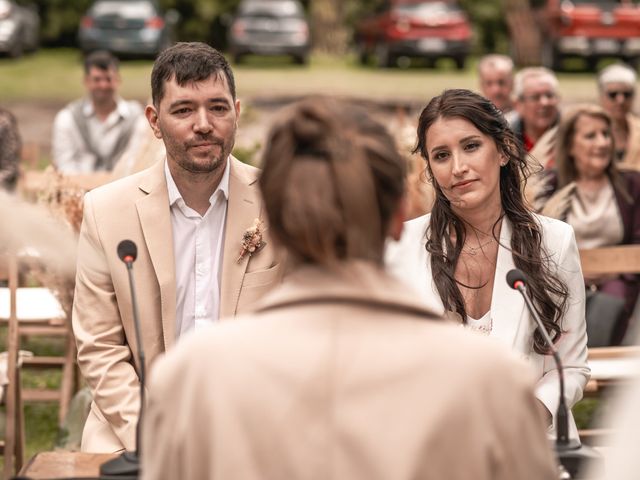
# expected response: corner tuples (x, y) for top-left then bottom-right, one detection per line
(51, 51), (143, 174)
(511, 67), (561, 168)
(0, 107), (21, 191)
(142, 97), (558, 480)
(477, 54), (516, 120)
(597, 63), (640, 170)
(386, 89), (589, 440)
(541, 104), (640, 345)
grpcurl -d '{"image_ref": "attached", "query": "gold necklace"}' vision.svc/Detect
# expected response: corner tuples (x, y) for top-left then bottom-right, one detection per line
(461, 237), (495, 256)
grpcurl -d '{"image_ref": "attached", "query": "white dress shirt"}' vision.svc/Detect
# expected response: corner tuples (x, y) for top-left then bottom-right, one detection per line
(51, 97), (143, 173)
(165, 158), (230, 338)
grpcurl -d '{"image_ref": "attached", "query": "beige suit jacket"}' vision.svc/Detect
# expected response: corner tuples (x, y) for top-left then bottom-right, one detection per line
(72, 157), (280, 453)
(142, 262), (557, 480)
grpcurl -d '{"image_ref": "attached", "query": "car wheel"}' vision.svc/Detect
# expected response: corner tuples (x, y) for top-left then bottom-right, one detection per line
(8, 34), (24, 58)
(541, 41), (561, 71)
(375, 43), (395, 68)
(293, 53), (309, 65)
(355, 42), (369, 65)
(454, 55), (466, 71)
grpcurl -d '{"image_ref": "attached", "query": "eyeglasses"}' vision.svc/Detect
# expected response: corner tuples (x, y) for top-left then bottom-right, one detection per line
(520, 91), (557, 102)
(606, 90), (634, 101)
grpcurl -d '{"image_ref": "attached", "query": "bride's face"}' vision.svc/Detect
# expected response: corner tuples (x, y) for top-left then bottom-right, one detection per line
(425, 116), (504, 213)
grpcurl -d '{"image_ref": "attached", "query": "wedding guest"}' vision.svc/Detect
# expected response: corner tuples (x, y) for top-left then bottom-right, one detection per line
(541, 104), (640, 345)
(597, 63), (640, 170)
(387, 89), (589, 440)
(142, 97), (557, 480)
(477, 54), (515, 119)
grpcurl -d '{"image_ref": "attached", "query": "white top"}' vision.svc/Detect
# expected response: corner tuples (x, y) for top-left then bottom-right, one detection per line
(165, 158), (230, 338)
(568, 181), (624, 249)
(385, 213), (590, 440)
(466, 310), (492, 335)
(51, 97), (143, 173)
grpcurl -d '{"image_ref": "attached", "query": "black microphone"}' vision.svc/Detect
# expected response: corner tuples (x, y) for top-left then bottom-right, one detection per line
(100, 240), (145, 479)
(507, 268), (600, 478)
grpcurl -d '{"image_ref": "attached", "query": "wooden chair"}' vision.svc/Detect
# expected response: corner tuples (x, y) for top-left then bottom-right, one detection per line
(0, 253), (25, 478)
(579, 245), (640, 346)
(0, 251), (77, 425)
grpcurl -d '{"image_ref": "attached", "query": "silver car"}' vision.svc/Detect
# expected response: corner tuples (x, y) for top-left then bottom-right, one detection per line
(229, 0), (311, 65)
(78, 0), (179, 58)
(0, 0), (39, 58)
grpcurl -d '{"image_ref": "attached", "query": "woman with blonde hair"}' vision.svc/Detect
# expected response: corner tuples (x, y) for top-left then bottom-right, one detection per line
(141, 97), (557, 480)
(541, 103), (640, 345)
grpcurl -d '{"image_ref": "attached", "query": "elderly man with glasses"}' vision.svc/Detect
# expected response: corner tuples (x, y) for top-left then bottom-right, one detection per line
(598, 63), (640, 170)
(510, 68), (561, 168)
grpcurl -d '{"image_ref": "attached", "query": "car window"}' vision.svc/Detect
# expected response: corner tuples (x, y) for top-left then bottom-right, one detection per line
(91, 1), (156, 18)
(239, 0), (304, 17)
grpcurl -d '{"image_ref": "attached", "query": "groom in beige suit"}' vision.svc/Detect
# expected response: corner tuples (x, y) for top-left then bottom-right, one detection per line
(72, 42), (280, 453)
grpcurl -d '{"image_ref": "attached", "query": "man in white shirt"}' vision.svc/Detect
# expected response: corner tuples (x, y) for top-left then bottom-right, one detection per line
(51, 50), (143, 173)
(72, 42), (280, 453)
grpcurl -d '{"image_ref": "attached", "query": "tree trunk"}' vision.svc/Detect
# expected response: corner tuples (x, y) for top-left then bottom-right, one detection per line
(310, 0), (349, 55)
(504, 0), (543, 66)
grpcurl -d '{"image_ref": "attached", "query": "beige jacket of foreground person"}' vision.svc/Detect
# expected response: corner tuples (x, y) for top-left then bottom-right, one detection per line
(141, 262), (557, 480)
(72, 158), (280, 453)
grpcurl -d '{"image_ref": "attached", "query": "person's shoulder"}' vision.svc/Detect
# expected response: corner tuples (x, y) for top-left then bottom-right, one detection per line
(532, 212), (572, 236)
(402, 213), (430, 240)
(230, 156), (260, 184)
(87, 161), (161, 205)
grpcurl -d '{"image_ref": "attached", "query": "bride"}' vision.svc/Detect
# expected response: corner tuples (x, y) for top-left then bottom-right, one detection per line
(386, 89), (589, 439)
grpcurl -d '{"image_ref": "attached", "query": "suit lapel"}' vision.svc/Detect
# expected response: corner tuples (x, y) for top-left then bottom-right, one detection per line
(490, 217), (527, 348)
(220, 158), (262, 318)
(136, 160), (176, 349)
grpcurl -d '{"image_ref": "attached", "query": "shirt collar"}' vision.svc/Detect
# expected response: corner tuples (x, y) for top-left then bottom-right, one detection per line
(165, 156), (231, 208)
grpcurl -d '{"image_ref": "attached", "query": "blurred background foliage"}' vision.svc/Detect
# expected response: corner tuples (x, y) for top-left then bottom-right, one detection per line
(17, 0), (512, 55)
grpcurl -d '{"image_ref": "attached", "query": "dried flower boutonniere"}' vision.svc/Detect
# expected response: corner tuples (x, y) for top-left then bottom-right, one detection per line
(237, 218), (267, 263)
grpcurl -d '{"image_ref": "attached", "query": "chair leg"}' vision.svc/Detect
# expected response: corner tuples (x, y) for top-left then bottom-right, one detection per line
(58, 336), (77, 424)
(4, 373), (16, 480)
(14, 369), (25, 474)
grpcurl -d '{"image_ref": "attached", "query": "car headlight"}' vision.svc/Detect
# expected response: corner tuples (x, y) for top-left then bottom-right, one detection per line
(0, 19), (17, 37)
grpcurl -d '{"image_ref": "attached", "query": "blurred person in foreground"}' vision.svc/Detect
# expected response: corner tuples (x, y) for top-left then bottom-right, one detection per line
(478, 54), (516, 121)
(541, 104), (640, 345)
(597, 63), (640, 170)
(72, 42), (280, 453)
(51, 50), (143, 174)
(386, 89), (589, 440)
(0, 107), (21, 191)
(511, 67), (561, 167)
(141, 97), (558, 480)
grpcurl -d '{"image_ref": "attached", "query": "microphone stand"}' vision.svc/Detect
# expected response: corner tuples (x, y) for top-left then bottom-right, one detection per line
(100, 255), (145, 479)
(513, 280), (601, 479)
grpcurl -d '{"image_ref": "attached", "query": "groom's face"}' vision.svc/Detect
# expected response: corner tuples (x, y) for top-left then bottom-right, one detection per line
(146, 72), (240, 175)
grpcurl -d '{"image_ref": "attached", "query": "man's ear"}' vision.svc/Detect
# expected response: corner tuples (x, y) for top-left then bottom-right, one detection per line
(145, 105), (162, 139)
(388, 194), (409, 242)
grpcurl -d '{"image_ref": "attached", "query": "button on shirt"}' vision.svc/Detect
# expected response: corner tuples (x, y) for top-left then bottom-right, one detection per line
(165, 159), (230, 338)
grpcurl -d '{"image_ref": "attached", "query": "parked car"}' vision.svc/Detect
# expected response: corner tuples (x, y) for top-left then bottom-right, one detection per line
(0, 0), (39, 58)
(78, 0), (179, 58)
(540, 0), (640, 70)
(354, 0), (472, 69)
(228, 0), (311, 65)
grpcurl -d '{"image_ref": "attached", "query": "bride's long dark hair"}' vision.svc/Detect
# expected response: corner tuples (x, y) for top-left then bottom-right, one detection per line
(414, 89), (568, 354)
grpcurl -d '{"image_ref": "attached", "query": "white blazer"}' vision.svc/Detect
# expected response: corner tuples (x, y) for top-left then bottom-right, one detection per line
(386, 213), (590, 439)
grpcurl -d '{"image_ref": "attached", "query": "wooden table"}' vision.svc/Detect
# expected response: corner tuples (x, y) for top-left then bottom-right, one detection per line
(19, 451), (117, 478)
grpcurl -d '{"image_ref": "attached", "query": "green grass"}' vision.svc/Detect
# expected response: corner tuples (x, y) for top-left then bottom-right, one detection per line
(0, 48), (607, 104)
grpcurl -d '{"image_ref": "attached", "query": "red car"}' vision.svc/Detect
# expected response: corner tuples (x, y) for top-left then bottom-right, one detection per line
(354, 0), (472, 69)
(541, 0), (640, 70)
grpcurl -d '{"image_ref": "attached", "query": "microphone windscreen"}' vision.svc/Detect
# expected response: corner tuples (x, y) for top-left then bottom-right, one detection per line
(506, 268), (526, 289)
(117, 240), (138, 263)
